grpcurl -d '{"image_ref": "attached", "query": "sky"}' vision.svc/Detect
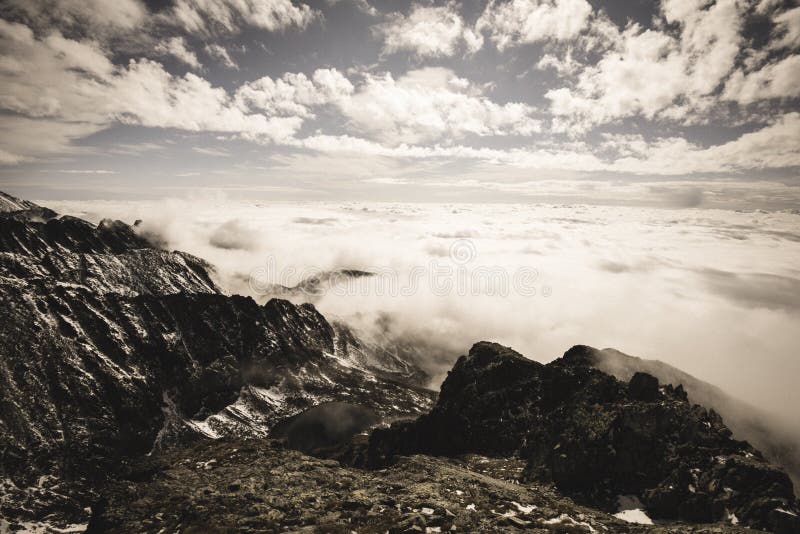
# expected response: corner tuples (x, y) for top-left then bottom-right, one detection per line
(0, 0), (799, 205)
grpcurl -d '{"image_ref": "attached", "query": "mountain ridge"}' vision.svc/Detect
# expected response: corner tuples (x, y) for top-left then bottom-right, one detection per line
(0, 191), (797, 533)
(0, 192), (435, 531)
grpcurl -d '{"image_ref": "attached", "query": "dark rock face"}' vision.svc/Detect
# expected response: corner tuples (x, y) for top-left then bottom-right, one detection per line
(589, 345), (800, 490)
(628, 371), (660, 401)
(368, 342), (800, 533)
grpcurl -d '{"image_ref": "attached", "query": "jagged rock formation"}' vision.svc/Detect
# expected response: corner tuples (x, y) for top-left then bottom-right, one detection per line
(0, 193), (433, 531)
(587, 346), (800, 489)
(367, 342), (800, 533)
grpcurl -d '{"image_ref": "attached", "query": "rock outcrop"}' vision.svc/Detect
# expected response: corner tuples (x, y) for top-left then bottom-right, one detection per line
(367, 342), (800, 533)
(587, 345), (800, 489)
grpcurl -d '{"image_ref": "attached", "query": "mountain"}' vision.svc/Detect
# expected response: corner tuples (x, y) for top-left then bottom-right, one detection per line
(366, 343), (800, 533)
(0, 191), (42, 213)
(1, 191), (798, 533)
(0, 193), (433, 531)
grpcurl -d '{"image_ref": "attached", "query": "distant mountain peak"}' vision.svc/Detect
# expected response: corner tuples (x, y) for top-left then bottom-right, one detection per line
(0, 191), (39, 212)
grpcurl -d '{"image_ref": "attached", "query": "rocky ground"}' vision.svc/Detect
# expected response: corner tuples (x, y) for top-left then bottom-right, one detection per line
(88, 438), (760, 533)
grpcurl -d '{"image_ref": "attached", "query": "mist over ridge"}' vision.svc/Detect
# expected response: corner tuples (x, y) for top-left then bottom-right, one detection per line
(47, 197), (800, 438)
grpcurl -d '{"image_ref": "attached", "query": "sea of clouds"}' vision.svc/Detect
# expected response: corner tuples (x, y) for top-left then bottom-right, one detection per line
(47, 197), (800, 435)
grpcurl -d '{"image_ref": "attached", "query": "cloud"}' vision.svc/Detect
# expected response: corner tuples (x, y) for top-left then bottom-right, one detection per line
(363, 177), (409, 185)
(155, 37), (202, 69)
(375, 2), (483, 58)
(51, 198), (800, 437)
(771, 6), (800, 51)
(327, 0), (378, 17)
(0, 21), (310, 161)
(537, 49), (581, 75)
(192, 146), (231, 157)
(167, 0), (318, 35)
(476, 0), (593, 50)
(208, 219), (259, 250)
(722, 55), (800, 104)
(57, 169), (118, 174)
(0, 116), (101, 164)
(286, 110), (800, 178)
(3, 0), (147, 32)
(235, 68), (354, 118)
(1, 7), (797, 180)
(205, 44), (238, 69)
(111, 60), (304, 143)
(544, 0), (746, 133)
(699, 269), (800, 313)
(336, 67), (540, 145)
(293, 217), (338, 225)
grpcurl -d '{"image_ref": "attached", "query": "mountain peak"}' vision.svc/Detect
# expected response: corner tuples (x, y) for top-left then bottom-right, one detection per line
(0, 191), (39, 212)
(368, 343), (800, 532)
(561, 344), (602, 366)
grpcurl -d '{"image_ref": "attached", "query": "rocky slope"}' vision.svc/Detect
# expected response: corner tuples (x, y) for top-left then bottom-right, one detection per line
(366, 343), (800, 533)
(0, 193), (433, 531)
(90, 438), (759, 533)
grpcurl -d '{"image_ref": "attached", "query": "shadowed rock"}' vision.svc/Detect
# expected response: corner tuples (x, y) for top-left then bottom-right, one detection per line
(271, 402), (378, 454)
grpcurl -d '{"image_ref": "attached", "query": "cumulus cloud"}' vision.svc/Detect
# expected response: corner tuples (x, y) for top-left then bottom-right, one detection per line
(476, 0), (593, 50)
(544, 0), (747, 134)
(1, 0), (798, 181)
(375, 2), (483, 58)
(235, 68), (354, 118)
(0, 20), (310, 160)
(537, 49), (581, 75)
(722, 55), (800, 104)
(336, 67), (540, 144)
(284, 111), (800, 178)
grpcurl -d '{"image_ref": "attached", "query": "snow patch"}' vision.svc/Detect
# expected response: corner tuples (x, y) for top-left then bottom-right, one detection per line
(512, 501), (536, 514)
(614, 495), (653, 525)
(543, 514), (596, 532)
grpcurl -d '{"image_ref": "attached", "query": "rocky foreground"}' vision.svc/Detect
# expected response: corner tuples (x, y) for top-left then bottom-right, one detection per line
(0, 192), (798, 533)
(89, 439), (759, 534)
